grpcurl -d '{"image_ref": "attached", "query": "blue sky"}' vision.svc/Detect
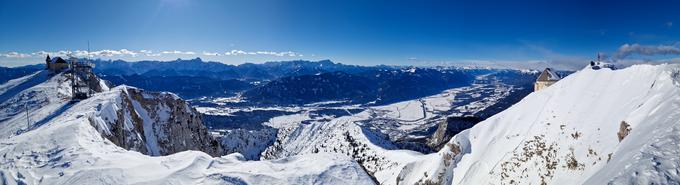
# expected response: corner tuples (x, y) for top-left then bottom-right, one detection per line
(1, 0), (679, 67)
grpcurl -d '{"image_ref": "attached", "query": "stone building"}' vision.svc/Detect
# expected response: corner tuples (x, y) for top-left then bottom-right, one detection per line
(45, 55), (69, 72)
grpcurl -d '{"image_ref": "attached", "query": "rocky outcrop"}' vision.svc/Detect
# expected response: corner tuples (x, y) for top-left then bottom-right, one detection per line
(88, 86), (222, 157)
(215, 128), (277, 160)
(617, 121), (631, 142)
(427, 116), (480, 150)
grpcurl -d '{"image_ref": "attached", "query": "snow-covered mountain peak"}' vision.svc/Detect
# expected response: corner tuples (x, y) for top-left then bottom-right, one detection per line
(0, 71), (374, 184)
(396, 64), (680, 184)
(2, 63), (679, 184)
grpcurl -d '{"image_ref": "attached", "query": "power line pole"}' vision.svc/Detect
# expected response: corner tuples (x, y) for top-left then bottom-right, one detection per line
(25, 101), (30, 129)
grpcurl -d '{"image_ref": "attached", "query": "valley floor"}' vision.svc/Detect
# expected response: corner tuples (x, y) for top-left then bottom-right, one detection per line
(197, 72), (530, 158)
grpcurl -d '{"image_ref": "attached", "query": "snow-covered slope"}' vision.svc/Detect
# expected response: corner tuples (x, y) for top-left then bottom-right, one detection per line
(395, 64), (680, 184)
(4, 63), (678, 185)
(0, 71), (375, 185)
(261, 114), (424, 184)
(0, 71), (81, 138)
(254, 74), (527, 184)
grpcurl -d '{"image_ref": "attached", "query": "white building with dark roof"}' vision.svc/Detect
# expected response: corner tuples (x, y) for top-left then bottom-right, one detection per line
(534, 68), (561, 91)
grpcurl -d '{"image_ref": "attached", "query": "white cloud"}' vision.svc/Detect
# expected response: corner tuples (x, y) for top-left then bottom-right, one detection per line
(0, 52), (32, 58)
(615, 58), (680, 67)
(139, 50), (161, 57)
(161, 50), (196, 55)
(224, 50), (248, 56)
(428, 59), (581, 71)
(2, 49), (303, 59)
(223, 50), (301, 57)
(19, 49), (140, 58)
(255, 51), (299, 57)
(74, 49), (139, 57)
(31, 50), (70, 57)
(614, 43), (680, 59)
(667, 22), (673, 27)
(202, 51), (221, 56)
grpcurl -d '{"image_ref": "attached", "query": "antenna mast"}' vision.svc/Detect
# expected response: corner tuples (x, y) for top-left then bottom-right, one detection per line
(597, 52), (603, 62)
(70, 41), (95, 100)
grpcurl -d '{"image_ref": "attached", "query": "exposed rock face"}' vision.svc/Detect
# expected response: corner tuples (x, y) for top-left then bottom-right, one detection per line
(88, 86), (222, 157)
(215, 128), (277, 160)
(617, 121), (631, 142)
(83, 70), (109, 93)
(2, 70), (221, 157)
(428, 116), (480, 150)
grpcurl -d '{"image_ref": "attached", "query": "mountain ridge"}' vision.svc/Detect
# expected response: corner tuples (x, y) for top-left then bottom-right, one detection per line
(395, 64), (680, 184)
(0, 70), (375, 184)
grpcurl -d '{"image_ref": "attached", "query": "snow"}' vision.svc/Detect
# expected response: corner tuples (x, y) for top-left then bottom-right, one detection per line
(0, 71), (72, 138)
(0, 72), (375, 185)
(130, 96), (161, 156)
(545, 68), (561, 80)
(232, 73), (518, 151)
(373, 100), (426, 122)
(215, 128), (277, 160)
(354, 78), (515, 141)
(0, 71), (43, 97)
(304, 100), (350, 107)
(395, 64), (680, 184)
(194, 72), (521, 184)
(211, 95), (245, 103)
(4, 64), (680, 184)
(261, 114), (425, 184)
(264, 112), (313, 128)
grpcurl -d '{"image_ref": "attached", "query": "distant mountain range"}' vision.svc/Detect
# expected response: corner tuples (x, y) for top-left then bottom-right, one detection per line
(91, 58), (402, 101)
(102, 75), (254, 99)
(90, 58), (485, 105)
(243, 68), (474, 105)
(0, 64), (44, 84)
(2, 58), (550, 105)
(91, 58), (384, 81)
